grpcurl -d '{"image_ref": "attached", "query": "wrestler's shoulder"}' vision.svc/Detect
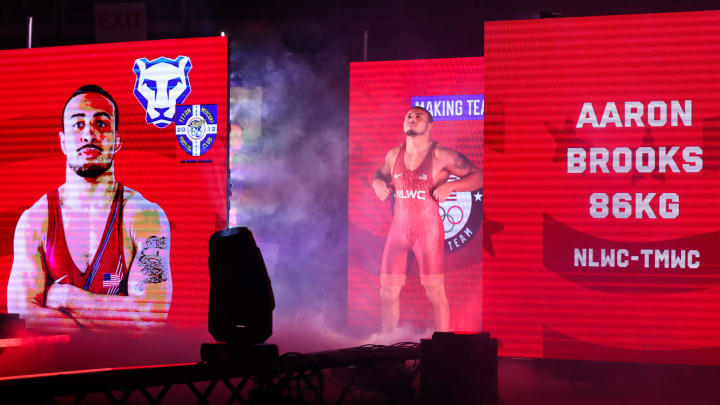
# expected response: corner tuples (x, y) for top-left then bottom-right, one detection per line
(22, 194), (50, 220)
(433, 143), (456, 154)
(15, 194), (50, 234)
(433, 143), (459, 159)
(386, 144), (403, 159)
(123, 187), (166, 215)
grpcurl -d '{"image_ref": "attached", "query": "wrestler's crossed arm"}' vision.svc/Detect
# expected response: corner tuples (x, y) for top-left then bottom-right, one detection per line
(7, 198), (86, 332)
(44, 195), (173, 331)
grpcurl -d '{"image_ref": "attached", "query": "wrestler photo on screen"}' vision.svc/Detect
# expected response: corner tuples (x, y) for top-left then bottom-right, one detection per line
(6, 84), (172, 332)
(372, 106), (482, 332)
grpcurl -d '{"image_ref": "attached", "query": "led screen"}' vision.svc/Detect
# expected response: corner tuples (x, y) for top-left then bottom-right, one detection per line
(0, 36), (227, 355)
(349, 58), (484, 332)
(484, 10), (720, 365)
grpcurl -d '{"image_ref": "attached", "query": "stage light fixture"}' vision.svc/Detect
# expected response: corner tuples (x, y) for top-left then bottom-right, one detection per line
(206, 227), (275, 345)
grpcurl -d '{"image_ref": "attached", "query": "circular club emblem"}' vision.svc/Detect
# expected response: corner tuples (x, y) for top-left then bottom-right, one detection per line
(176, 104), (218, 156)
(440, 176), (483, 254)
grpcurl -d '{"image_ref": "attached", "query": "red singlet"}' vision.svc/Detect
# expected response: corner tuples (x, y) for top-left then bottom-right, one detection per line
(44, 184), (128, 296)
(382, 142), (444, 275)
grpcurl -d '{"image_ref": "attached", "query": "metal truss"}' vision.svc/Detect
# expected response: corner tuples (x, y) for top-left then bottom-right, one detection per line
(0, 343), (421, 405)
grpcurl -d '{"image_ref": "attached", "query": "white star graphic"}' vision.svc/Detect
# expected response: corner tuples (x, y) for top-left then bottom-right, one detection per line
(474, 191), (483, 202)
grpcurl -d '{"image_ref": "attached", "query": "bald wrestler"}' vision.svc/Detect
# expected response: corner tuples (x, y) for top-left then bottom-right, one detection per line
(372, 106), (482, 332)
(7, 84), (172, 332)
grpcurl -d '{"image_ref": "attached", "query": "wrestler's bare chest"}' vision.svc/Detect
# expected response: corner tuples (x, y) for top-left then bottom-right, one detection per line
(401, 152), (450, 186)
(60, 201), (129, 272)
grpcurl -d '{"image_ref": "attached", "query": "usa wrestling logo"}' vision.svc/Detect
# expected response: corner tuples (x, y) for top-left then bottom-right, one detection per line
(175, 104), (218, 156)
(440, 176), (483, 253)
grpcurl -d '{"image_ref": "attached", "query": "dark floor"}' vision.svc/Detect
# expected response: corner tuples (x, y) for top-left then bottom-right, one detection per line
(4, 338), (720, 404)
(497, 358), (720, 405)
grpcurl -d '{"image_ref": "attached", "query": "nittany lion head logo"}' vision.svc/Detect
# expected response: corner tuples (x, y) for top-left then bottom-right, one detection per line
(132, 56), (192, 128)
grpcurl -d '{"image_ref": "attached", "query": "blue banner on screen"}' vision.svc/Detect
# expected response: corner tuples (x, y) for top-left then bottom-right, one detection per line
(411, 95), (484, 121)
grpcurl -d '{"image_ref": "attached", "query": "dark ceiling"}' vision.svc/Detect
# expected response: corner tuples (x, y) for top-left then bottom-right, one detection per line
(2, 0), (719, 60)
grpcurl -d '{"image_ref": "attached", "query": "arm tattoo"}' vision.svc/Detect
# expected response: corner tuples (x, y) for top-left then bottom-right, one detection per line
(454, 152), (473, 172)
(138, 236), (168, 290)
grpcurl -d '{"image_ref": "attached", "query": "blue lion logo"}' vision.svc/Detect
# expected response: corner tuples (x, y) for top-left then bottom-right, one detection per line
(132, 56), (192, 128)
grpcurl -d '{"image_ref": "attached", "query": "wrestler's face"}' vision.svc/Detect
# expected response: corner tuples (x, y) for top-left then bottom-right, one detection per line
(404, 108), (432, 136)
(60, 92), (121, 178)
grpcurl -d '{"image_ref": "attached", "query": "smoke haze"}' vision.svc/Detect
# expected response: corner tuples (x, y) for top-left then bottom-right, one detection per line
(227, 31), (356, 347)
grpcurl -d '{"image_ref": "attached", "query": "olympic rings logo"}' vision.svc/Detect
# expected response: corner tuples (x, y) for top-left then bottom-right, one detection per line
(440, 205), (465, 233)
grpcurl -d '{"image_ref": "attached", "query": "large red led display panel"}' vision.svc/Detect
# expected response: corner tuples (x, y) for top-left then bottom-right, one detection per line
(484, 10), (720, 365)
(349, 58), (484, 331)
(0, 37), (227, 339)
